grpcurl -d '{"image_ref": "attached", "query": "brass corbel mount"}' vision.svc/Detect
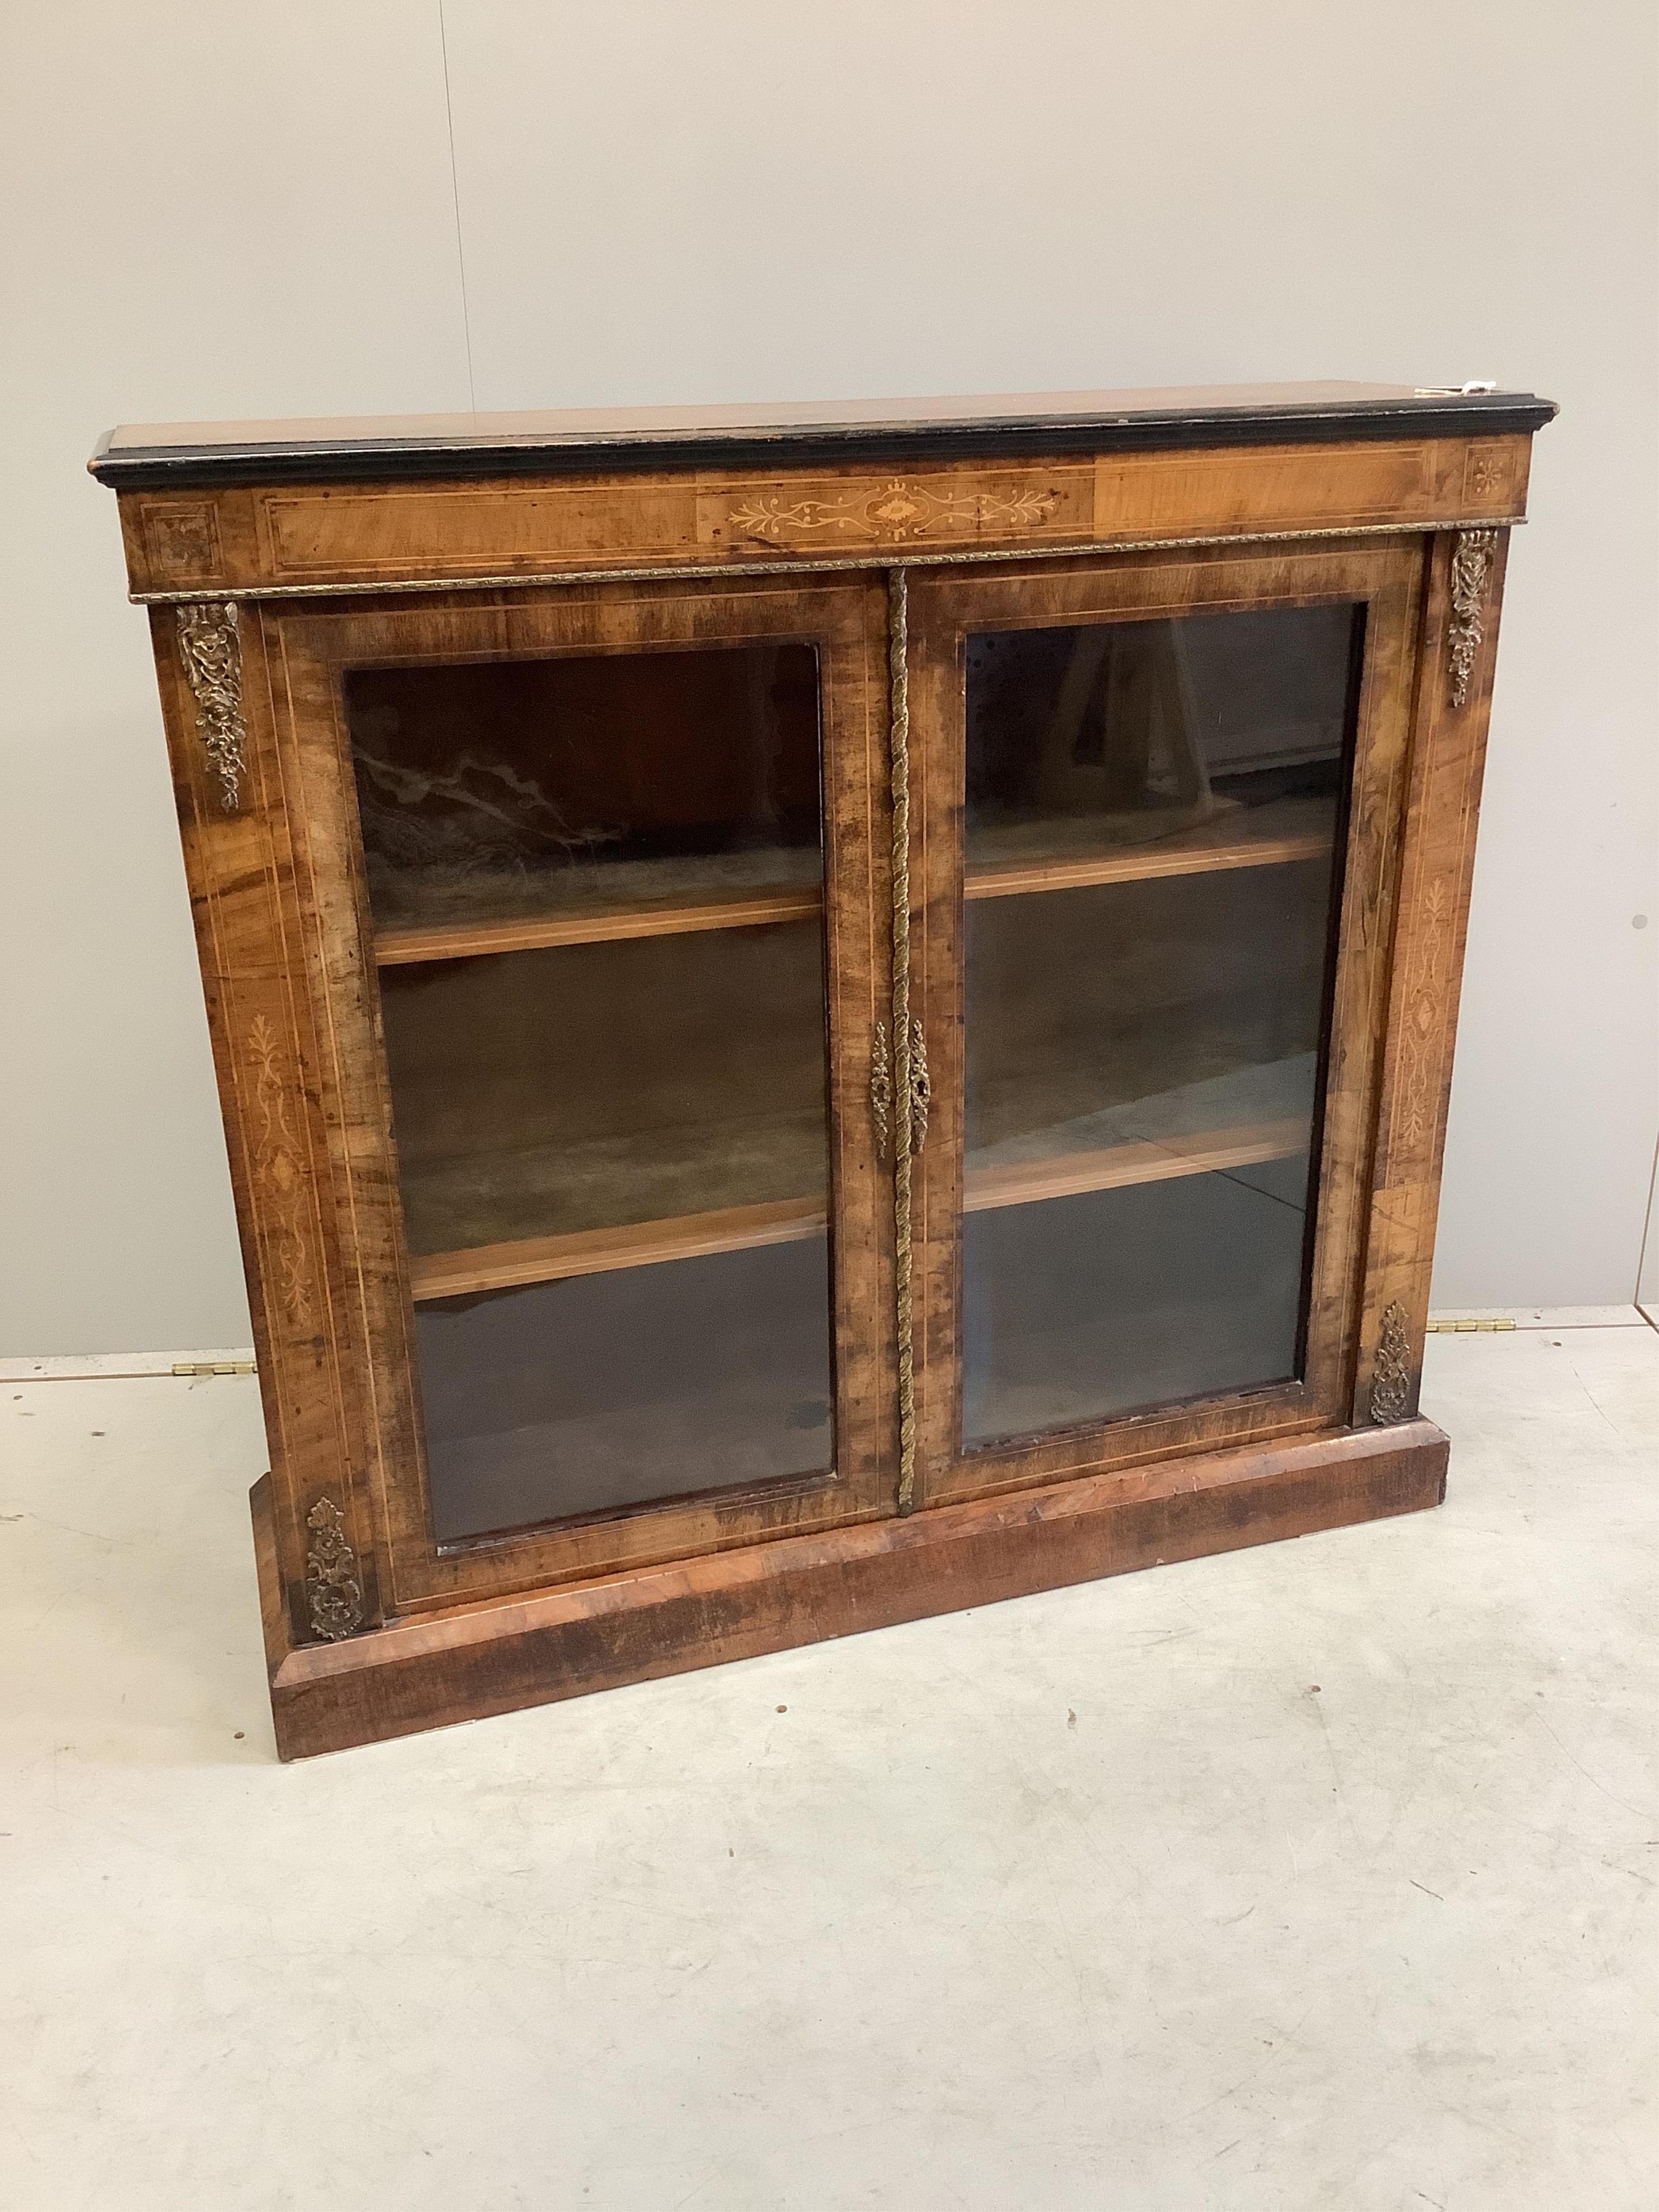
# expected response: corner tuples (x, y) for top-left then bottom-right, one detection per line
(1446, 529), (1497, 708)
(175, 601), (248, 810)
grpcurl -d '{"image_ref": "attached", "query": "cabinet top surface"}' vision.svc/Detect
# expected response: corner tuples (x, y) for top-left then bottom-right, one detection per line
(90, 380), (1555, 490)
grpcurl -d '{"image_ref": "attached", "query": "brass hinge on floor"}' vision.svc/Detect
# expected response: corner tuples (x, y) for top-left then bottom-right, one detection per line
(1425, 1317), (1517, 1334)
(171, 1359), (258, 1376)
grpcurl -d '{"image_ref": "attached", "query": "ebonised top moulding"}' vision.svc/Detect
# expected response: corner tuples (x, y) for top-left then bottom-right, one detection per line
(89, 381), (1557, 491)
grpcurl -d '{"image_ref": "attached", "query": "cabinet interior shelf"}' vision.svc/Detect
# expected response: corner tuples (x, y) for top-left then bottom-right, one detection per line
(408, 1193), (827, 1302)
(962, 1115), (1305, 1212)
(964, 800), (1332, 903)
(375, 883), (823, 967)
(407, 1113), (1305, 1304)
(374, 800), (1333, 966)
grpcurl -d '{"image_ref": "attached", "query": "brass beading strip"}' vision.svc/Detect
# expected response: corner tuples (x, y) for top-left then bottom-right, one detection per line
(1447, 528), (1498, 706)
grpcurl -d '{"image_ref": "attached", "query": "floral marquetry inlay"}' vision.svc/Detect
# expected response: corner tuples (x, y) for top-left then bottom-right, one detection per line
(726, 476), (1061, 546)
(143, 501), (222, 583)
(247, 1015), (314, 1328)
(1395, 878), (1453, 1151)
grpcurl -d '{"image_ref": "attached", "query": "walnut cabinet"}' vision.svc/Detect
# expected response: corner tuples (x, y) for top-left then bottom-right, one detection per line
(92, 382), (1554, 1756)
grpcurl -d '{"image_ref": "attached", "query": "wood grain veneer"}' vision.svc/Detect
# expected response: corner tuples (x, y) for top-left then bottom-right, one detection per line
(99, 386), (1549, 1754)
(254, 1419), (1449, 1758)
(106, 435), (1535, 599)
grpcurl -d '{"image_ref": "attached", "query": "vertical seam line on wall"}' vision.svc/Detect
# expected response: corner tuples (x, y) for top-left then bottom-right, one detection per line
(1633, 1117), (1659, 1307)
(437, 0), (478, 414)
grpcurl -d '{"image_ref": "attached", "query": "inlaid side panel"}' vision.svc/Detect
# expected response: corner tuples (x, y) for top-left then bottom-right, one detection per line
(114, 436), (1531, 597)
(1354, 530), (1513, 1425)
(147, 602), (379, 1647)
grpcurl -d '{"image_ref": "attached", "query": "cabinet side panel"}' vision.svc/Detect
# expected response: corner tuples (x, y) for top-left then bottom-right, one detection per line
(1354, 530), (1514, 1422)
(148, 603), (377, 1644)
(261, 604), (437, 1623)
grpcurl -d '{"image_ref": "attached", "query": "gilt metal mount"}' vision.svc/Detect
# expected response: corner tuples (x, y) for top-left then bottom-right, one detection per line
(175, 601), (248, 810)
(1369, 1302), (1413, 1424)
(1446, 529), (1497, 709)
(304, 1497), (365, 1643)
(871, 1017), (929, 1161)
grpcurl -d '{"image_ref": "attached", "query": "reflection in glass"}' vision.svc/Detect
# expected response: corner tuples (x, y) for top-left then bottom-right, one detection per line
(378, 923), (826, 1259)
(414, 1243), (833, 1541)
(346, 643), (834, 1540)
(348, 644), (823, 936)
(961, 603), (1361, 1448)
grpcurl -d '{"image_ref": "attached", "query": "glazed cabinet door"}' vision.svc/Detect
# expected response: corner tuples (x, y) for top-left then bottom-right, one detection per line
(905, 540), (1425, 1507)
(231, 572), (895, 1620)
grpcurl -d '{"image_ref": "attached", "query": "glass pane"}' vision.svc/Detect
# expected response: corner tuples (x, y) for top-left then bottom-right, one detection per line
(346, 643), (834, 1541)
(413, 1243), (833, 1534)
(961, 602), (1360, 1449)
(350, 644), (823, 938)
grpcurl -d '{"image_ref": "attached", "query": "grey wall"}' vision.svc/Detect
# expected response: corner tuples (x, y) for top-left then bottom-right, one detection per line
(3, 1), (1655, 1354)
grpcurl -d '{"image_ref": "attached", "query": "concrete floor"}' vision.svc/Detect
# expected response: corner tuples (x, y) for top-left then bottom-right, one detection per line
(3, 1325), (1656, 2210)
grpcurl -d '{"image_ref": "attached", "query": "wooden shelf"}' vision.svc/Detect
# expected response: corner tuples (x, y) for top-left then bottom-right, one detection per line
(965, 799), (1333, 904)
(409, 1193), (827, 1302)
(374, 804), (1333, 962)
(377, 882), (822, 966)
(373, 805), (1331, 963)
(409, 1118), (1306, 1301)
(965, 1116), (1307, 1215)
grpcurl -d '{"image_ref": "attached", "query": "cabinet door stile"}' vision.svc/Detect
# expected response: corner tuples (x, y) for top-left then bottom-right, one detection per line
(824, 574), (902, 1495)
(267, 599), (434, 1621)
(1285, 552), (1426, 1420)
(907, 590), (969, 1502)
(151, 600), (381, 1643)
